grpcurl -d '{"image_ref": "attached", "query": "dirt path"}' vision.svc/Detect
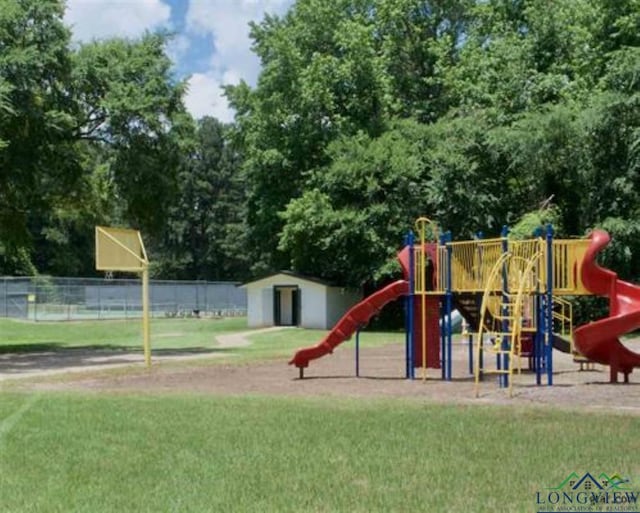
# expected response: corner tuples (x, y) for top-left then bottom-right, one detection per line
(2, 329), (640, 415)
(0, 326), (287, 381)
(7, 339), (640, 415)
(215, 326), (290, 348)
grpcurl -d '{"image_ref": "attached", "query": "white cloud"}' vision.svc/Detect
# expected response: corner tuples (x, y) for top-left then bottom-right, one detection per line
(184, 72), (236, 123)
(64, 0), (296, 122)
(166, 34), (191, 63)
(183, 0), (293, 120)
(65, 0), (171, 41)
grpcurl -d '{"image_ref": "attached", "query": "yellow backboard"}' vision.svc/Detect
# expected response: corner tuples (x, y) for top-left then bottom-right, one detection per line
(95, 226), (148, 271)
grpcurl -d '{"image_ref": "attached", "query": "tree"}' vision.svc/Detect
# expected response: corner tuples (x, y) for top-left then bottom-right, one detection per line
(229, 0), (481, 276)
(279, 120), (430, 286)
(0, 0), (193, 276)
(0, 0), (80, 273)
(155, 117), (247, 280)
(228, 0), (395, 275)
(70, 33), (191, 237)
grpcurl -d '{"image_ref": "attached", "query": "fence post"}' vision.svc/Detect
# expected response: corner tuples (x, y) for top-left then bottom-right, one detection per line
(33, 278), (38, 321)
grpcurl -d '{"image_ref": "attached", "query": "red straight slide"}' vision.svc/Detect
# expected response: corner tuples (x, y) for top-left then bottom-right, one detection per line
(288, 280), (409, 369)
(574, 230), (640, 382)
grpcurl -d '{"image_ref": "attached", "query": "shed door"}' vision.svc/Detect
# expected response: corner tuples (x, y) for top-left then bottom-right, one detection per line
(273, 288), (282, 325)
(292, 288), (301, 326)
(273, 286), (300, 326)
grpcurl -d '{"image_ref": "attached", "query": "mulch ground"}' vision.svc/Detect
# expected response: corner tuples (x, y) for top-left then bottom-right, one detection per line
(9, 341), (640, 415)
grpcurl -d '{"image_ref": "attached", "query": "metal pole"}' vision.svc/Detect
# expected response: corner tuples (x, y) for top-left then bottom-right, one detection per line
(420, 227), (427, 380)
(440, 296), (446, 380)
(439, 233), (446, 380)
(535, 294), (543, 385)
(404, 232), (411, 379)
(546, 224), (554, 385)
(468, 331), (473, 375)
(476, 232), (483, 380)
(355, 328), (360, 377)
(533, 228), (543, 385)
(407, 231), (415, 380)
(501, 225), (510, 388)
(142, 267), (151, 367)
(446, 231), (453, 381)
(34, 278), (38, 322)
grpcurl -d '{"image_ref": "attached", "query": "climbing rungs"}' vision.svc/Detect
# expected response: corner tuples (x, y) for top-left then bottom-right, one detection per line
(486, 349), (512, 356)
(478, 369), (510, 375)
(492, 315), (517, 321)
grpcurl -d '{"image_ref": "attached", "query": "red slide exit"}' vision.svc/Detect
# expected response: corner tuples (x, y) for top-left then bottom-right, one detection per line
(289, 242), (442, 372)
(289, 280), (409, 369)
(574, 230), (640, 382)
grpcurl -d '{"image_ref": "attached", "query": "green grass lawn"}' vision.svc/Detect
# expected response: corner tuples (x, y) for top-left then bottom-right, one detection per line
(1, 321), (638, 512)
(0, 317), (247, 352)
(0, 317), (404, 364)
(0, 392), (638, 513)
(241, 328), (405, 362)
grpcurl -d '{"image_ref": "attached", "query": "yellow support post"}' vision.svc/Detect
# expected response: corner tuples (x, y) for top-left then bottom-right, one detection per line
(414, 217), (438, 381)
(142, 265), (151, 367)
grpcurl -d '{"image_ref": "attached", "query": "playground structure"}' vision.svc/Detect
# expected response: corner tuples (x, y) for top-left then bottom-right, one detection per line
(289, 218), (640, 395)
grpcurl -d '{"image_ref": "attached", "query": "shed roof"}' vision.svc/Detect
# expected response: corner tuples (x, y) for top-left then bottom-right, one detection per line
(240, 270), (336, 288)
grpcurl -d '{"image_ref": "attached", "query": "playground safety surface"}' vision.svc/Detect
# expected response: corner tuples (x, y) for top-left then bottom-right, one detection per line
(6, 340), (640, 415)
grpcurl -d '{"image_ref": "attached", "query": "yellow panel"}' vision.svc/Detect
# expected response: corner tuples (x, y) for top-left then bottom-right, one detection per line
(95, 226), (148, 271)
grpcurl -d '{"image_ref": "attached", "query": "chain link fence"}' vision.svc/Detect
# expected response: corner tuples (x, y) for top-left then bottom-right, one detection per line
(0, 276), (247, 321)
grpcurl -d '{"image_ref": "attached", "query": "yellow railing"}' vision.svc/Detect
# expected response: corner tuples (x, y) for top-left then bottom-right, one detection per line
(447, 238), (504, 292)
(414, 237), (590, 296)
(551, 239), (591, 294)
(413, 245), (440, 294)
(552, 296), (573, 338)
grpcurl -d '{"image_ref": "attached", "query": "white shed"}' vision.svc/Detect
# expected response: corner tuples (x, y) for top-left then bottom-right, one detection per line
(241, 272), (362, 329)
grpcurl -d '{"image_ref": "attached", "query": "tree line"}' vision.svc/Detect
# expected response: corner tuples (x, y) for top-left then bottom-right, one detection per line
(1, 0), (639, 288)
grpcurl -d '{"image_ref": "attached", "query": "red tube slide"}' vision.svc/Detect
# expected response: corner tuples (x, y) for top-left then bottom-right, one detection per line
(573, 230), (640, 382)
(289, 280), (409, 369)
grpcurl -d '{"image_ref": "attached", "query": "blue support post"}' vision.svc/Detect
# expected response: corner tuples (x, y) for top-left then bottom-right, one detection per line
(545, 224), (554, 385)
(440, 297), (446, 380)
(439, 232), (446, 380)
(476, 232), (484, 380)
(404, 232), (411, 379)
(533, 228), (543, 385)
(355, 328), (361, 377)
(407, 231), (416, 380)
(500, 225), (510, 388)
(445, 231), (453, 381)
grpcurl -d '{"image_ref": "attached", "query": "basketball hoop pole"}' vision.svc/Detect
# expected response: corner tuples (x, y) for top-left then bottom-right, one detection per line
(142, 265), (151, 367)
(95, 226), (151, 367)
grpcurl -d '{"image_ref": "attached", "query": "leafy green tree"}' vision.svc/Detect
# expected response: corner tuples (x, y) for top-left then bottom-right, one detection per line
(0, 0), (192, 275)
(70, 33), (191, 237)
(229, 0), (478, 275)
(155, 117), (247, 280)
(229, 0), (396, 274)
(377, 0), (473, 121)
(279, 120), (430, 286)
(0, 0), (80, 271)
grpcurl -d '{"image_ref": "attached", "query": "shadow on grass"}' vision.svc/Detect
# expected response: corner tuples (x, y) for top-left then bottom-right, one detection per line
(0, 343), (236, 375)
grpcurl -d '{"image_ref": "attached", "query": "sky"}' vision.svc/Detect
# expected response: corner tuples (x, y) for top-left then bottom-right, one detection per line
(64, 0), (295, 123)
